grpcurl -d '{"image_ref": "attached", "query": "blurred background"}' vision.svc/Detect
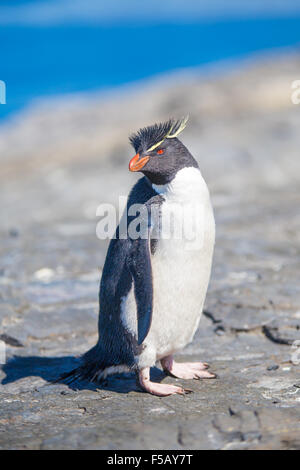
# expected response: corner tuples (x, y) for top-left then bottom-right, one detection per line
(1, 0), (300, 450)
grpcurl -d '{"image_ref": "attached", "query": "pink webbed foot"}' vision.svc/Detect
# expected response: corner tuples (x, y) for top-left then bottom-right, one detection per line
(161, 356), (217, 380)
(138, 368), (192, 397)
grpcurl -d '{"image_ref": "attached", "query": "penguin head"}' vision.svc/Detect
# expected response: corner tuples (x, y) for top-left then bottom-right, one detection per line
(129, 117), (198, 185)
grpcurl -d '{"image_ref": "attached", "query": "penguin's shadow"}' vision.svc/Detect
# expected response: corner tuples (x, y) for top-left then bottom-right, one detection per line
(1, 355), (166, 394)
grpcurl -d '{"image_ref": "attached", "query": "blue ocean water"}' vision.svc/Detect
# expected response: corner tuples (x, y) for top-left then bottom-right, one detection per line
(1, 17), (300, 121)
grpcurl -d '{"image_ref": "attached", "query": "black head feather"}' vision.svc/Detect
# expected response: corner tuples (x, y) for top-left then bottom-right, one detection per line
(129, 117), (188, 153)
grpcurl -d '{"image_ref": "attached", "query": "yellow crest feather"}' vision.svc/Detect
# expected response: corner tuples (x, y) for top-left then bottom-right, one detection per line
(146, 116), (189, 152)
(166, 115), (189, 139)
(147, 139), (165, 152)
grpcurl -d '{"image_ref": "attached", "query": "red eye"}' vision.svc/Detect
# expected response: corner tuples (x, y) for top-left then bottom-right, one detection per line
(157, 149), (164, 155)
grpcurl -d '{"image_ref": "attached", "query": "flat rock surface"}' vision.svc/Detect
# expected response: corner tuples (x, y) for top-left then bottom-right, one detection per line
(0, 52), (300, 449)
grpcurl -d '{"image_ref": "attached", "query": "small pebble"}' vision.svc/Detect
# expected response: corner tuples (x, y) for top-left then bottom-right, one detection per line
(267, 364), (279, 371)
(214, 325), (225, 336)
(33, 268), (55, 282)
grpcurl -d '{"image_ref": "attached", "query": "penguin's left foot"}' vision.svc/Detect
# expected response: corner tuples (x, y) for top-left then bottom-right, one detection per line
(138, 368), (192, 396)
(161, 355), (216, 380)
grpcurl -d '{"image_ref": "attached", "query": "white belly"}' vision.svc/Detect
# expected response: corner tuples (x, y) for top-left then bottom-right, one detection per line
(138, 167), (215, 368)
(148, 241), (213, 360)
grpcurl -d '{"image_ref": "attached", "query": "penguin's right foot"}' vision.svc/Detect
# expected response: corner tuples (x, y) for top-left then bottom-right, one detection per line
(138, 368), (192, 397)
(161, 355), (216, 380)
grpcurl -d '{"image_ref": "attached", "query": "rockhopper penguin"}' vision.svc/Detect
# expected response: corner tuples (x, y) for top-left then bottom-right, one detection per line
(61, 117), (216, 396)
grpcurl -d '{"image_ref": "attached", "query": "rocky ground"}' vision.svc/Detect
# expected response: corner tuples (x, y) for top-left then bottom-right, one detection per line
(0, 51), (300, 450)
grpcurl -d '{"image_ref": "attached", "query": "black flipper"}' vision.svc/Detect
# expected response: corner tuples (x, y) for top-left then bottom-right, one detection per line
(127, 237), (153, 345)
(127, 193), (163, 345)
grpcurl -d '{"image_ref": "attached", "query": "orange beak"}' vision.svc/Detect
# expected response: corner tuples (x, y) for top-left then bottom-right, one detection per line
(129, 153), (150, 172)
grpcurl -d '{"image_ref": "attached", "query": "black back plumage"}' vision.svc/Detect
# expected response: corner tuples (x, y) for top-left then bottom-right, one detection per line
(56, 177), (164, 385)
